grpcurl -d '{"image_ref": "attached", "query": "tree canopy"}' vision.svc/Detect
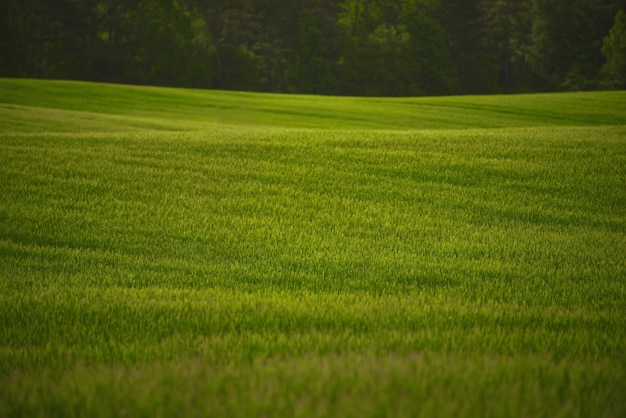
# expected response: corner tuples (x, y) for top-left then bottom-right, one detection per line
(1, 0), (624, 96)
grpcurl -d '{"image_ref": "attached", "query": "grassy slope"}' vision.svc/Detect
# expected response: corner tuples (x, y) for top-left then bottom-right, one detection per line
(1, 79), (625, 417)
(2, 78), (626, 131)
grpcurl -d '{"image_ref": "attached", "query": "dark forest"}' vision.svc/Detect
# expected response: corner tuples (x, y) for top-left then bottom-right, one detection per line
(1, 0), (625, 96)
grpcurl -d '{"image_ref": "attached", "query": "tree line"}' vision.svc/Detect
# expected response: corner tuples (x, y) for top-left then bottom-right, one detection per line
(1, 0), (625, 96)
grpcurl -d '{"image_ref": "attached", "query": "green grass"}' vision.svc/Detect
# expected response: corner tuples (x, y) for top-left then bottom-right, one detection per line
(1, 78), (625, 417)
(2, 78), (626, 131)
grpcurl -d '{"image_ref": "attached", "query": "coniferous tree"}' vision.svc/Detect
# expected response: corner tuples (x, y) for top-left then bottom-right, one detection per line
(482, 0), (534, 93)
(291, 9), (334, 94)
(602, 9), (626, 89)
(529, 0), (620, 91)
(440, 0), (499, 94)
(403, 0), (456, 95)
(0, 0), (624, 95)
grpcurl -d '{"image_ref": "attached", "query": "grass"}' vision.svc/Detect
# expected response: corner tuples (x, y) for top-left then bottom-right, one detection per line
(1, 78), (625, 417)
(2, 78), (626, 131)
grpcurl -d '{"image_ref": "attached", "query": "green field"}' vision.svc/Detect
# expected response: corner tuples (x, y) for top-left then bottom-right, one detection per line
(1, 78), (625, 417)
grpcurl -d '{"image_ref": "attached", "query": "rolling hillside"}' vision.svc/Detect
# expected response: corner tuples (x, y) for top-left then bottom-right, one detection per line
(1, 79), (625, 417)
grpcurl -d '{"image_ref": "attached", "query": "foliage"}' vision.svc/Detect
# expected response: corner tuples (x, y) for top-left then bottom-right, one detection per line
(602, 10), (626, 89)
(1, 0), (625, 95)
(529, 0), (621, 91)
(290, 10), (335, 94)
(481, 0), (535, 93)
(403, 0), (456, 95)
(440, 0), (500, 94)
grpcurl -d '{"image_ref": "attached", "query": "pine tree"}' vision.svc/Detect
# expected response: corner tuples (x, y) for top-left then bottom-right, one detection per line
(291, 9), (334, 94)
(602, 10), (626, 89)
